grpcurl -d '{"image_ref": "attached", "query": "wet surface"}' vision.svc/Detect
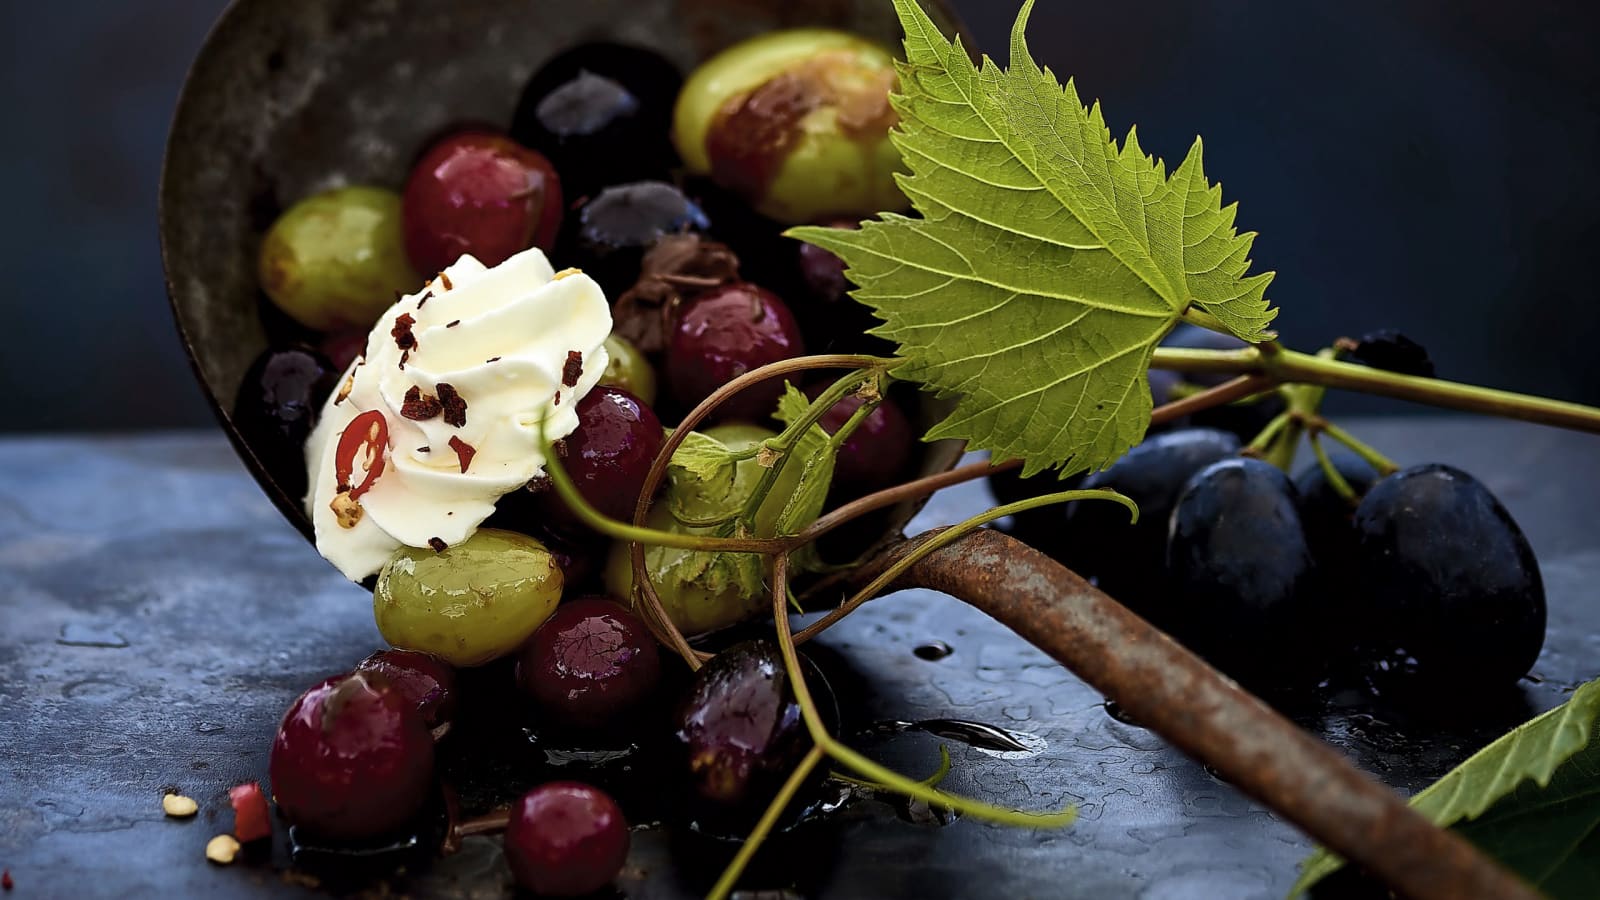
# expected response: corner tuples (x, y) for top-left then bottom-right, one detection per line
(1, 420), (1597, 898)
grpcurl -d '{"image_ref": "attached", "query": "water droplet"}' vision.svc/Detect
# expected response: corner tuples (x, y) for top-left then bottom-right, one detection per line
(913, 640), (953, 661)
(195, 722), (226, 735)
(56, 623), (128, 648)
(1103, 699), (1144, 727)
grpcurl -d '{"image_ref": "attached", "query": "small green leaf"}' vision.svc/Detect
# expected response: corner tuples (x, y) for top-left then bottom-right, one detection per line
(1292, 677), (1600, 897)
(764, 383), (839, 540)
(791, 0), (1275, 477)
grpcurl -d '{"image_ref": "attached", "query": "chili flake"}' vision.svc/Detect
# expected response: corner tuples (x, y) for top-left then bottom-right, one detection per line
(401, 386), (443, 421)
(437, 383), (467, 427)
(447, 436), (477, 473)
(446, 319), (461, 328)
(562, 350), (583, 387)
(439, 272), (453, 290)
(391, 313), (418, 351)
(429, 537), (448, 552)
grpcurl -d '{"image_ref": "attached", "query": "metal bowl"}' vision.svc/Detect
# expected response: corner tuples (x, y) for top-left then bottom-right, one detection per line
(160, 0), (968, 549)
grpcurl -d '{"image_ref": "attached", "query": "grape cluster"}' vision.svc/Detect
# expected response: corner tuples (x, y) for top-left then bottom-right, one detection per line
(992, 374), (1547, 696)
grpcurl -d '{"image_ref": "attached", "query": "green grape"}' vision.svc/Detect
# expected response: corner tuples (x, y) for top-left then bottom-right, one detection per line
(599, 333), (658, 406)
(258, 185), (421, 332)
(374, 528), (563, 666)
(673, 29), (907, 224)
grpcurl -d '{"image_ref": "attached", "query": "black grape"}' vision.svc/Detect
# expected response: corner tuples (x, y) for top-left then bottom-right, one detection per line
(1293, 448), (1380, 573)
(1065, 428), (1241, 618)
(1165, 458), (1322, 685)
(1353, 464), (1545, 685)
(1346, 329), (1435, 378)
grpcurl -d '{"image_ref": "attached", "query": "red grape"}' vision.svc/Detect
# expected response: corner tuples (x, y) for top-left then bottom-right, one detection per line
(517, 596), (661, 730)
(667, 283), (805, 421)
(504, 782), (630, 896)
(401, 130), (562, 274)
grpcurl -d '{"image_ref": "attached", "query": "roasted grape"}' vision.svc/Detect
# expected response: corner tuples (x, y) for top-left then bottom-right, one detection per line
(674, 640), (835, 830)
(1066, 428), (1242, 615)
(401, 130), (562, 274)
(560, 181), (710, 296)
(545, 386), (666, 529)
(517, 596), (661, 730)
(268, 672), (435, 842)
(510, 43), (681, 200)
(674, 30), (906, 223)
(504, 781), (630, 897)
(354, 649), (457, 737)
(258, 186), (420, 331)
(598, 333), (657, 406)
(1165, 458), (1321, 682)
(1354, 464), (1545, 684)
(667, 283), (805, 422)
(373, 529), (563, 666)
(232, 345), (338, 501)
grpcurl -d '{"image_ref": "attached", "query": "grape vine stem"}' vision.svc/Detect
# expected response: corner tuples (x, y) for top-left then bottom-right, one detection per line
(1151, 345), (1600, 433)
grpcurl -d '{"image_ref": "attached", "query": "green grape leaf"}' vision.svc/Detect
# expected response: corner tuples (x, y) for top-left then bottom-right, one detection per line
(766, 383), (839, 537)
(1292, 677), (1600, 898)
(791, 0), (1275, 476)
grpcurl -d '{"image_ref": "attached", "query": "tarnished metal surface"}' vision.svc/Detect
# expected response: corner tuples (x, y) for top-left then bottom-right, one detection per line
(1, 419), (1596, 897)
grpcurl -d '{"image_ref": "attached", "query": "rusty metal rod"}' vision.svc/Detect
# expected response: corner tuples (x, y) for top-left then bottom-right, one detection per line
(880, 527), (1535, 900)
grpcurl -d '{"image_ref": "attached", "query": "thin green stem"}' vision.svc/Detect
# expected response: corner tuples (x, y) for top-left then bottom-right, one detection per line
(1180, 307), (1235, 335)
(1243, 411), (1293, 455)
(706, 744), (826, 900)
(832, 746), (953, 791)
(1309, 433), (1360, 505)
(794, 489), (1137, 644)
(1316, 419), (1401, 475)
(1150, 345), (1600, 434)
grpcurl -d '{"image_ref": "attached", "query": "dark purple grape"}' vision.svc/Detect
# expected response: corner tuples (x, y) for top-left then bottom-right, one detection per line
(354, 649), (457, 738)
(674, 640), (835, 829)
(232, 345), (339, 501)
(319, 330), (366, 372)
(1165, 458), (1322, 684)
(517, 596), (661, 730)
(805, 383), (912, 496)
(668, 283), (805, 422)
(796, 223), (855, 305)
(559, 181), (710, 296)
(1293, 448), (1380, 573)
(1066, 428), (1242, 617)
(549, 386), (666, 529)
(510, 43), (682, 200)
(268, 672), (435, 842)
(1354, 464), (1545, 685)
(504, 781), (630, 897)
(1346, 329), (1436, 378)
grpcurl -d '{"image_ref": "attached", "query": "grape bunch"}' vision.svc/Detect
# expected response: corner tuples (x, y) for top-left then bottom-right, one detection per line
(990, 333), (1548, 696)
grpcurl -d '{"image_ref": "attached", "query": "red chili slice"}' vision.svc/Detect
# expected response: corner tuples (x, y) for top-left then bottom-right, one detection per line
(229, 782), (273, 843)
(334, 410), (389, 499)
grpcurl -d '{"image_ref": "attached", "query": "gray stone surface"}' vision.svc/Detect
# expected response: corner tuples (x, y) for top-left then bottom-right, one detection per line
(1, 421), (1596, 898)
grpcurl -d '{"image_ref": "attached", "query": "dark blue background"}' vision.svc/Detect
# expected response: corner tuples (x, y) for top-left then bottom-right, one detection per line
(5, 0), (1597, 431)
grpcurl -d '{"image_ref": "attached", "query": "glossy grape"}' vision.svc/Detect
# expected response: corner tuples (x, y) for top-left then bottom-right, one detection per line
(806, 384), (912, 496)
(354, 649), (457, 737)
(598, 333), (657, 406)
(674, 640), (834, 828)
(258, 186), (420, 331)
(268, 672), (435, 842)
(232, 345), (338, 501)
(560, 180), (710, 296)
(401, 130), (562, 274)
(373, 528), (563, 666)
(1165, 458), (1321, 681)
(1293, 449), (1380, 574)
(1067, 428), (1241, 615)
(504, 781), (630, 897)
(674, 30), (907, 223)
(544, 386), (665, 529)
(517, 596), (661, 730)
(510, 43), (681, 200)
(667, 283), (805, 422)
(1354, 464), (1545, 684)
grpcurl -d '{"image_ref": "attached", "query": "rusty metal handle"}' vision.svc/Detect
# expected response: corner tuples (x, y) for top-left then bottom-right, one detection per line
(881, 527), (1535, 900)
